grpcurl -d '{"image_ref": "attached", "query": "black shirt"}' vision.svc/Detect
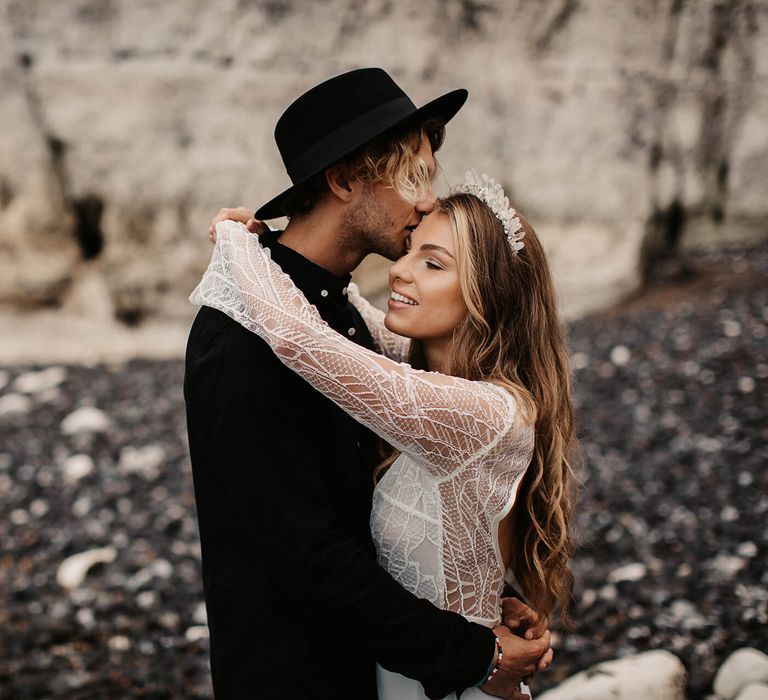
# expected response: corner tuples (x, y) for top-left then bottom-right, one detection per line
(184, 230), (495, 699)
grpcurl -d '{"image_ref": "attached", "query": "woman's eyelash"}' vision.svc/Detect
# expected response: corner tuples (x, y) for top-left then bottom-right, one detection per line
(425, 260), (442, 270)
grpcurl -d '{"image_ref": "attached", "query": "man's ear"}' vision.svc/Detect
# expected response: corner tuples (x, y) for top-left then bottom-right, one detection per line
(326, 166), (356, 203)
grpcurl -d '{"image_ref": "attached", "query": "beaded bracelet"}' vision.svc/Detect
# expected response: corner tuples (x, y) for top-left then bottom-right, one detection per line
(477, 637), (503, 686)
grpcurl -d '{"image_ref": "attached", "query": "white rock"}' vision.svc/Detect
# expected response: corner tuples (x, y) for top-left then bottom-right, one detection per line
(570, 352), (589, 370)
(71, 496), (92, 518)
(159, 611), (180, 629)
(75, 608), (96, 628)
(57, 547), (117, 590)
(62, 454), (95, 482)
(118, 444), (165, 480)
(737, 542), (758, 558)
(29, 498), (49, 517)
(108, 635), (131, 652)
(0, 393), (32, 418)
(714, 648), (768, 700)
(662, 599), (710, 630)
(538, 650), (686, 700)
(736, 684), (768, 700)
(136, 590), (158, 609)
(193, 602), (208, 625)
(185, 626), (209, 642)
(12, 366), (67, 394)
(610, 345), (631, 366)
(721, 505), (740, 522)
(126, 567), (153, 591)
(150, 558), (173, 579)
(608, 562), (647, 583)
(61, 407), (112, 436)
(10, 509), (29, 525)
(739, 377), (756, 394)
(709, 553), (747, 580)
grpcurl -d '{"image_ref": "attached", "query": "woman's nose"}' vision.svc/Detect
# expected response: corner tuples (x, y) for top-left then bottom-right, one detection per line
(389, 255), (414, 285)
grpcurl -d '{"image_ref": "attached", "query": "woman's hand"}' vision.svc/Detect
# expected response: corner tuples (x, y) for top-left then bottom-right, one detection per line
(501, 597), (553, 672)
(501, 597), (548, 640)
(209, 207), (267, 243)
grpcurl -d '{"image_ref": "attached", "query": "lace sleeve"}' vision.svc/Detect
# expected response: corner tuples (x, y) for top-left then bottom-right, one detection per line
(190, 221), (530, 477)
(346, 283), (411, 362)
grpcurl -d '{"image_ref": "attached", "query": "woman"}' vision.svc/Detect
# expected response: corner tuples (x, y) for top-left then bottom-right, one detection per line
(192, 171), (577, 699)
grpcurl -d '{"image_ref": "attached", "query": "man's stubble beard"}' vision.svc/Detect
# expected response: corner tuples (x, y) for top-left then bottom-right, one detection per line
(338, 189), (406, 263)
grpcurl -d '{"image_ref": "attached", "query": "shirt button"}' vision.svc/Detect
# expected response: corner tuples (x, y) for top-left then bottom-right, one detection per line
(347, 327), (356, 337)
(320, 289), (328, 297)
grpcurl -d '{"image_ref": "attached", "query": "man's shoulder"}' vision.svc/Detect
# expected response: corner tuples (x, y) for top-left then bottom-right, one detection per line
(184, 307), (319, 420)
(187, 306), (275, 366)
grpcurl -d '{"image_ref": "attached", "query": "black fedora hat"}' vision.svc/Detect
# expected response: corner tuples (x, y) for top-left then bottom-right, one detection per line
(254, 67), (468, 220)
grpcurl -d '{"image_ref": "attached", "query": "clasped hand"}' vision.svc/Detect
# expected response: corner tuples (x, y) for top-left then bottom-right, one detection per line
(481, 597), (553, 699)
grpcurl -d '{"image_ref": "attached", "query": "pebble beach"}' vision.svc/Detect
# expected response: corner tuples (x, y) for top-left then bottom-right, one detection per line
(0, 243), (766, 699)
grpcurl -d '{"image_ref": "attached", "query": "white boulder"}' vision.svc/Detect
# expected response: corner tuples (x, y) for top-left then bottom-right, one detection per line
(538, 650), (686, 700)
(736, 684), (768, 700)
(715, 649), (768, 700)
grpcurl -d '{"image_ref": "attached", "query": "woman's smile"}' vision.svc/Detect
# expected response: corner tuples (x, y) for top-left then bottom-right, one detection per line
(388, 289), (419, 307)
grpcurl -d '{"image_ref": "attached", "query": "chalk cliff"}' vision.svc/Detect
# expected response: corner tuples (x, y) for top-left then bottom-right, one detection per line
(1, 0), (766, 323)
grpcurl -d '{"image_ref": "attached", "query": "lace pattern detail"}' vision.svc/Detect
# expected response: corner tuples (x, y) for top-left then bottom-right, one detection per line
(191, 222), (535, 622)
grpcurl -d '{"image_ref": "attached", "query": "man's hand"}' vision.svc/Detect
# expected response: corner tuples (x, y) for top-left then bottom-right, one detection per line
(501, 597), (553, 672)
(209, 207), (266, 243)
(479, 626), (551, 698)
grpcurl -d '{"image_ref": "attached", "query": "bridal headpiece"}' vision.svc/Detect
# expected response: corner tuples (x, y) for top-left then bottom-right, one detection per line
(455, 169), (525, 252)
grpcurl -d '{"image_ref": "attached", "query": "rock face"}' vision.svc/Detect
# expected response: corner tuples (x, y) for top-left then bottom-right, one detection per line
(1, 0), (767, 323)
(537, 650), (687, 700)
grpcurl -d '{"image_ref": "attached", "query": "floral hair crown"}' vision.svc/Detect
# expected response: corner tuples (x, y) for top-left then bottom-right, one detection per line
(454, 169), (525, 252)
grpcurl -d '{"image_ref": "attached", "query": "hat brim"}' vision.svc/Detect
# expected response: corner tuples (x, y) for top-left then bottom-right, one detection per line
(254, 88), (468, 220)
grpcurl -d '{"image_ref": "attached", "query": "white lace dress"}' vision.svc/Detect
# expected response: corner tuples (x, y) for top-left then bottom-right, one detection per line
(191, 222), (535, 699)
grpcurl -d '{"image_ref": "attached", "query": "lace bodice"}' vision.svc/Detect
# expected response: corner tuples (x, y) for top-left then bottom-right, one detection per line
(190, 222), (534, 624)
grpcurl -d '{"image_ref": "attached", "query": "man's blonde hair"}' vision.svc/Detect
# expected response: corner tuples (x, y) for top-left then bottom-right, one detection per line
(282, 118), (445, 218)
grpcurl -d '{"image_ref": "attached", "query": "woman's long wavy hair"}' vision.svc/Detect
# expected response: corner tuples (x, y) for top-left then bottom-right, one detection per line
(379, 192), (578, 626)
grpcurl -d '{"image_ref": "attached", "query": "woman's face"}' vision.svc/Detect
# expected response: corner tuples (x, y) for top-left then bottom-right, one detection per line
(384, 211), (468, 345)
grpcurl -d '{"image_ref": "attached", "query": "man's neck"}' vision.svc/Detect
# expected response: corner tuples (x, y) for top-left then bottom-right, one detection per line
(278, 210), (366, 278)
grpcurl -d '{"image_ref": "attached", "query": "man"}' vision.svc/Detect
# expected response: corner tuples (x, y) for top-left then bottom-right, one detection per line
(185, 67), (550, 699)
